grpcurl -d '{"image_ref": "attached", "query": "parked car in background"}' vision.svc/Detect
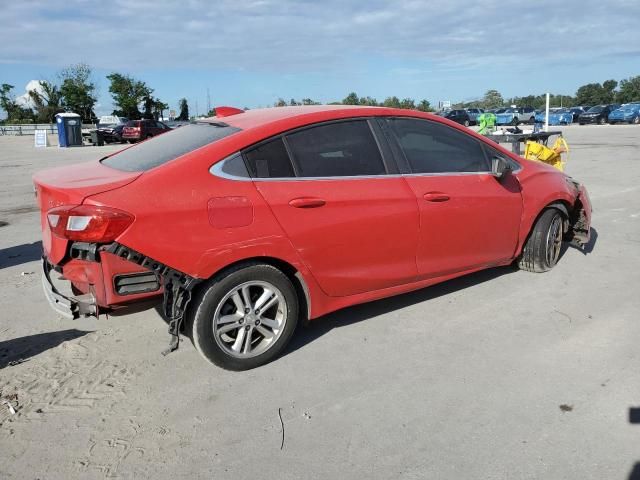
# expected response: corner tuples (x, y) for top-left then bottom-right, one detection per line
(122, 119), (171, 143)
(539, 108), (574, 126)
(97, 117), (129, 144)
(608, 104), (640, 124)
(578, 104), (620, 125)
(442, 109), (471, 126)
(34, 105), (592, 370)
(535, 107), (564, 125)
(496, 107), (536, 125)
(465, 108), (484, 124)
(568, 107), (588, 123)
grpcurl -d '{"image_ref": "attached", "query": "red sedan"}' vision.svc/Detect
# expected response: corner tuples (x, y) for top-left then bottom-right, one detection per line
(34, 105), (592, 370)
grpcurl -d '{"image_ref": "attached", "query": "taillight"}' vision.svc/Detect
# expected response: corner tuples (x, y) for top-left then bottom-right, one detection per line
(47, 205), (134, 242)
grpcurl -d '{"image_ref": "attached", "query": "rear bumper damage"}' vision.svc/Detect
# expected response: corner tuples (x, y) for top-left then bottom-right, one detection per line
(41, 242), (201, 355)
(42, 257), (98, 319)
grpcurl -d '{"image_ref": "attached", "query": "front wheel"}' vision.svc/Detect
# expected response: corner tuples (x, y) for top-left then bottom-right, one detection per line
(190, 263), (299, 370)
(517, 209), (565, 273)
(598, 116), (606, 125)
(463, 119), (470, 127)
(632, 116), (640, 125)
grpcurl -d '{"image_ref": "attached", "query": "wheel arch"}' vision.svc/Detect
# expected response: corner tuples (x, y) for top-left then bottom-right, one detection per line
(196, 256), (311, 324)
(516, 199), (572, 257)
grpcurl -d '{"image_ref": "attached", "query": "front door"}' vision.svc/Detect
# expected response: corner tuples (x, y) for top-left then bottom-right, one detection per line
(385, 117), (522, 278)
(246, 120), (419, 297)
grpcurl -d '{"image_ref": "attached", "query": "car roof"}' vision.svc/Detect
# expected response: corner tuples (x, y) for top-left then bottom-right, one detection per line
(205, 105), (432, 132)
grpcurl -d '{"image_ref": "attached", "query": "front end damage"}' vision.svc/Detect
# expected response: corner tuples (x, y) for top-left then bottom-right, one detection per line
(566, 179), (593, 248)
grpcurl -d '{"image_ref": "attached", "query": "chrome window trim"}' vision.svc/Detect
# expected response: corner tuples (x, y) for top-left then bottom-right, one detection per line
(210, 154), (521, 181)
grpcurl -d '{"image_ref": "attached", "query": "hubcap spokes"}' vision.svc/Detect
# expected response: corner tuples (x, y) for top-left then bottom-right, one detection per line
(213, 281), (286, 358)
(546, 215), (563, 265)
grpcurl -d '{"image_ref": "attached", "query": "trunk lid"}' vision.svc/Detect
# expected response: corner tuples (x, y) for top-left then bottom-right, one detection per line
(33, 160), (142, 264)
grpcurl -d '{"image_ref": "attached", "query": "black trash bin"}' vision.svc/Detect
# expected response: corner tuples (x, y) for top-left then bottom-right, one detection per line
(90, 130), (104, 146)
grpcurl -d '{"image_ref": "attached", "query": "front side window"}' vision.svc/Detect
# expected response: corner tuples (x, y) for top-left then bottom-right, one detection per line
(285, 120), (385, 177)
(389, 118), (490, 174)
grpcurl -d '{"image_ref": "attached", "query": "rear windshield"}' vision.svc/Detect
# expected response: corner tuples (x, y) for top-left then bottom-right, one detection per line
(102, 122), (241, 172)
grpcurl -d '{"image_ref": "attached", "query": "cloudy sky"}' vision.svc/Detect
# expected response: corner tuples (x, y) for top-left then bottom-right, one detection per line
(1, 0), (639, 116)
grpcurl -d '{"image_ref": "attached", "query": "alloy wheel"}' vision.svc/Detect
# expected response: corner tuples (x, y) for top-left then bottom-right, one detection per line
(545, 214), (563, 266)
(212, 281), (287, 358)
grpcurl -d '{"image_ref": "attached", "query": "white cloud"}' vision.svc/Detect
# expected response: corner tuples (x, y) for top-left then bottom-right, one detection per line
(15, 80), (45, 107)
(0, 0), (638, 73)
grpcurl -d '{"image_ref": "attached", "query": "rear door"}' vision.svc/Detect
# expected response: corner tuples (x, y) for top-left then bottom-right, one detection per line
(247, 119), (419, 297)
(384, 117), (522, 279)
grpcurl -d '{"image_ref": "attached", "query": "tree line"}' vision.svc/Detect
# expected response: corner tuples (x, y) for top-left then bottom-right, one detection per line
(2, 63), (639, 124)
(0, 63), (189, 124)
(458, 75), (640, 110)
(270, 93), (434, 112)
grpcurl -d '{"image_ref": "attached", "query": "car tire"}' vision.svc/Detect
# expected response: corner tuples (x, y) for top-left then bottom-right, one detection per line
(529, 116), (535, 124)
(463, 120), (470, 127)
(633, 116), (640, 125)
(511, 118), (519, 126)
(598, 116), (605, 125)
(517, 208), (565, 273)
(190, 263), (299, 370)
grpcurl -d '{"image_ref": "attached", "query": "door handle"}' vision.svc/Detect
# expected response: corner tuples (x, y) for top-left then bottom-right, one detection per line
(423, 192), (450, 202)
(288, 197), (326, 208)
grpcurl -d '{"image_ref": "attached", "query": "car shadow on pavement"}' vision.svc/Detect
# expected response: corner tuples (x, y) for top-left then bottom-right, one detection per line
(0, 329), (90, 369)
(283, 265), (516, 357)
(629, 407), (640, 480)
(0, 241), (43, 269)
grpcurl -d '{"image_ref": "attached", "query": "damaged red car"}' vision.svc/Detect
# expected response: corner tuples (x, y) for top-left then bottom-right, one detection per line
(34, 105), (592, 370)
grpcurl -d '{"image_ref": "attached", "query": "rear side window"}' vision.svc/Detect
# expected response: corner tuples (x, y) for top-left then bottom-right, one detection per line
(389, 118), (489, 173)
(285, 120), (385, 177)
(243, 138), (295, 178)
(102, 122), (241, 172)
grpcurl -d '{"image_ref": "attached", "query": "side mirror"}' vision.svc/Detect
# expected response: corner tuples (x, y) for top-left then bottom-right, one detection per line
(491, 156), (512, 179)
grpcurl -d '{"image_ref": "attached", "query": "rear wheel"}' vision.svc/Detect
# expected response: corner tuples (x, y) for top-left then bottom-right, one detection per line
(517, 209), (565, 273)
(463, 119), (470, 127)
(632, 116), (640, 125)
(190, 263), (299, 370)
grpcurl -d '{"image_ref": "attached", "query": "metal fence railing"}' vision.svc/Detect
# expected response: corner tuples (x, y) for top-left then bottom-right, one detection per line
(0, 124), (96, 136)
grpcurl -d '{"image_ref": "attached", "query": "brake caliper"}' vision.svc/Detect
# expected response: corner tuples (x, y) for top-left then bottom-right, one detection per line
(105, 243), (201, 355)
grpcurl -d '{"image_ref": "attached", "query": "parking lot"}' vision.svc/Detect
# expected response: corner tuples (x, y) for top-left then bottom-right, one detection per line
(1, 124), (639, 479)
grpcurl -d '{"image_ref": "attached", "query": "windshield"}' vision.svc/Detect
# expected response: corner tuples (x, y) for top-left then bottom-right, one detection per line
(102, 122), (242, 172)
(587, 106), (604, 113)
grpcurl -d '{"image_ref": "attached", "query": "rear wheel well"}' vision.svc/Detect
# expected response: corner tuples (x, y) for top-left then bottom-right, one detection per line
(196, 257), (309, 324)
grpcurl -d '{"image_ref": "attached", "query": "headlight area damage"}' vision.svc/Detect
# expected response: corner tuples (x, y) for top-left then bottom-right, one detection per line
(42, 242), (201, 355)
(565, 178), (592, 248)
